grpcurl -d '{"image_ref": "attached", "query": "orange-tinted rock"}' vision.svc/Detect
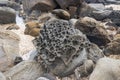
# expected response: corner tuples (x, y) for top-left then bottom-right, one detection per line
(24, 21), (40, 37)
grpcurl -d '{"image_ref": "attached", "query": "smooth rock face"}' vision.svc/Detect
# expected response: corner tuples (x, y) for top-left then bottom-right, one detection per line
(88, 3), (105, 11)
(0, 7), (16, 24)
(33, 19), (103, 77)
(22, 0), (56, 13)
(36, 73), (56, 80)
(0, 72), (6, 80)
(22, 49), (38, 60)
(75, 17), (111, 46)
(89, 57), (120, 80)
(4, 60), (43, 80)
(0, 30), (20, 72)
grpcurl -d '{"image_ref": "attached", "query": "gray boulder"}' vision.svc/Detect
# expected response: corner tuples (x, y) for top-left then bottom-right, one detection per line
(0, 0), (20, 10)
(0, 7), (16, 24)
(4, 60), (43, 80)
(22, 0), (56, 14)
(89, 57), (120, 80)
(0, 72), (6, 80)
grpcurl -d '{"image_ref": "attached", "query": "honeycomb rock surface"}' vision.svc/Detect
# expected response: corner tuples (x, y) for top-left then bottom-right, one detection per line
(33, 19), (103, 77)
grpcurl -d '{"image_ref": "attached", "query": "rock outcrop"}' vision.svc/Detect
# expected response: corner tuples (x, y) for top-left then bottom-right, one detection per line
(33, 19), (104, 77)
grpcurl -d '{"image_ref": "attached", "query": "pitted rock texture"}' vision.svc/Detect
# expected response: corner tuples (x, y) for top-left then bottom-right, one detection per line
(33, 19), (103, 77)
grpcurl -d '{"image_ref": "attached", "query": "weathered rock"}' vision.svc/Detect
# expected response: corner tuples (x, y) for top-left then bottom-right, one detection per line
(68, 6), (77, 18)
(104, 34), (120, 56)
(78, 3), (97, 17)
(36, 77), (50, 80)
(117, 28), (120, 34)
(75, 60), (94, 77)
(109, 55), (120, 59)
(14, 56), (23, 65)
(108, 10), (120, 26)
(6, 24), (20, 30)
(89, 3), (105, 11)
(85, 0), (106, 3)
(4, 60), (43, 80)
(0, 30), (20, 72)
(111, 19), (120, 26)
(0, 7), (16, 24)
(28, 10), (41, 20)
(0, 24), (17, 30)
(22, 0), (56, 14)
(55, 0), (83, 9)
(89, 57), (120, 80)
(90, 10), (112, 21)
(0, 72), (6, 80)
(78, 3), (111, 19)
(38, 13), (56, 23)
(33, 19), (104, 77)
(0, 0), (20, 10)
(69, 18), (78, 26)
(13, 0), (22, 4)
(86, 3), (112, 21)
(52, 9), (70, 20)
(36, 74), (56, 80)
(106, 0), (120, 4)
(22, 49), (38, 60)
(75, 17), (111, 46)
(24, 21), (40, 37)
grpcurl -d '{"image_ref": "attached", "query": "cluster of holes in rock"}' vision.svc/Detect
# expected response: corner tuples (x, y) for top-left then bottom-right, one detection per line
(33, 19), (92, 68)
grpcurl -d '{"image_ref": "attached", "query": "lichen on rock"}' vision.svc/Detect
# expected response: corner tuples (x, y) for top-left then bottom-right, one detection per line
(33, 19), (104, 77)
